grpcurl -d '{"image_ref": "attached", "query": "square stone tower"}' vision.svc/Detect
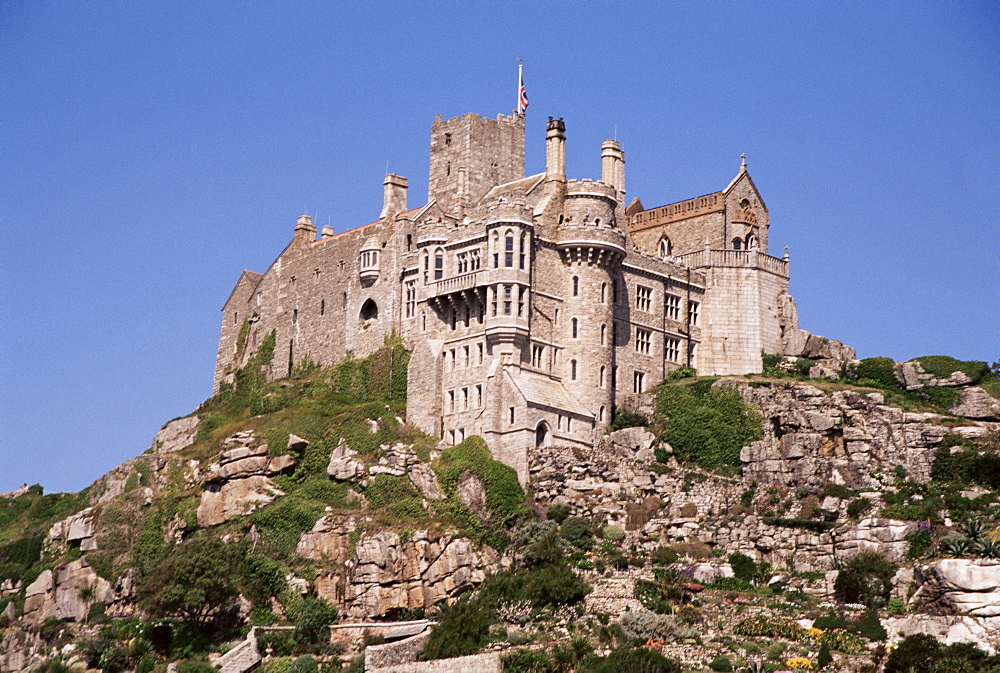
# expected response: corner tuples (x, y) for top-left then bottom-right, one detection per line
(428, 113), (525, 216)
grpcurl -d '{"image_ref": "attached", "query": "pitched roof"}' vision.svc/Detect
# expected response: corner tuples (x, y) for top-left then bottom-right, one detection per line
(220, 270), (263, 310)
(506, 369), (593, 418)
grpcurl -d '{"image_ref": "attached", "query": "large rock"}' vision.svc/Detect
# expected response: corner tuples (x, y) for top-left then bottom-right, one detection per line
(911, 559), (1000, 617)
(835, 518), (911, 563)
(22, 558), (112, 624)
(47, 508), (97, 551)
(606, 427), (657, 461)
(328, 440), (364, 481)
(198, 476), (284, 527)
(408, 463), (443, 500)
(153, 416), (200, 454)
(897, 361), (973, 390)
(950, 387), (1000, 421)
(883, 614), (1000, 655)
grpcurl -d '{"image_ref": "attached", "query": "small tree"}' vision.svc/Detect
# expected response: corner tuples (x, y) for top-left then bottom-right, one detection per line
(833, 550), (896, 609)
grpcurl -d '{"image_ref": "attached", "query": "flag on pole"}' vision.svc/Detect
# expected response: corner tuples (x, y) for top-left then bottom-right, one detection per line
(518, 64), (529, 114)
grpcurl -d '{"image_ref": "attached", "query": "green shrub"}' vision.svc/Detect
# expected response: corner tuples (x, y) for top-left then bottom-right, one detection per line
(547, 503), (571, 524)
(253, 496), (325, 557)
(883, 633), (940, 673)
(856, 609), (886, 641)
(842, 357), (900, 389)
(419, 596), (493, 660)
(289, 655), (318, 673)
(365, 475), (420, 511)
(732, 615), (803, 639)
(846, 498), (873, 519)
(708, 655), (733, 671)
(833, 550), (896, 609)
(593, 647), (682, 673)
(177, 662), (216, 673)
(0, 536), (43, 583)
(817, 642), (832, 668)
(262, 656), (295, 673)
(656, 382), (762, 469)
(610, 408), (650, 431)
(292, 597), (337, 652)
(728, 552), (757, 584)
(601, 525), (626, 542)
(258, 631), (295, 657)
(652, 546), (679, 565)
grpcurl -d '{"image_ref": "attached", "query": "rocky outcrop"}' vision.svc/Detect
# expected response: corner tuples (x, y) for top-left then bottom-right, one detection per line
(22, 558), (112, 624)
(738, 383), (972, 488)
(950, 387), (1000, 421)
(47, 507), (97, 551)
(911, 559), (1000, 617)
(152, 416), (200, 454)
(896, 361), (973, 390)
(309, 527), (498, 619)
(328, 440), (365, 480)
(197, 431), (295, 527)
(367, 652), (501, 673)
(834, 517), (911, 564)
(883, 614), (1000, 656)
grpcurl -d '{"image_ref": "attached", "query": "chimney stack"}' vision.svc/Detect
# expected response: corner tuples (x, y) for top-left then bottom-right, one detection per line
(545, 117), (566, 182)
(601, 140), (625, 196)
(293, 215), (315, 245)
(381, 174), (408, 219)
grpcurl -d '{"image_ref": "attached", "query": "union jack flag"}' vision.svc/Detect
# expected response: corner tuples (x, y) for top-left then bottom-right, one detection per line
(518, 66), (529, 114)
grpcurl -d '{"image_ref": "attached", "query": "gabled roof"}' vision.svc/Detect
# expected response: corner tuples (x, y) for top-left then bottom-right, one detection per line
(723, 165), (768, 211)
(505, 369), (593, 418)
(220, 270), (263, 310)
(480, 173), (546, 203)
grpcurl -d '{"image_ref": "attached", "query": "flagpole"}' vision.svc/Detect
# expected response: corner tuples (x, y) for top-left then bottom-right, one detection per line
(518, 63), (523, 115)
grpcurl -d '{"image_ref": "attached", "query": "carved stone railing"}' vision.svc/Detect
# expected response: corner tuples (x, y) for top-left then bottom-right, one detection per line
(678, 249), (788, 277)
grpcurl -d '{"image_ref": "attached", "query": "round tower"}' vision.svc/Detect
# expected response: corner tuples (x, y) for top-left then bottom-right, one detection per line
(555, 180), (625, 432)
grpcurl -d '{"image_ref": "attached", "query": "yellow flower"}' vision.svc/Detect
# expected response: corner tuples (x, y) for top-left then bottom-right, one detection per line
(785, 657), (814, 670)
(806, 627), (824, 642)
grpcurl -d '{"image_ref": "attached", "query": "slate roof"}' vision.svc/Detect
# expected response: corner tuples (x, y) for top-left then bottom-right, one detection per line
(506, 369), (593, 418)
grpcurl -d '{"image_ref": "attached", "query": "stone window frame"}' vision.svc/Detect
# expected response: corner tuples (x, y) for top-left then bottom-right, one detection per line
(504, 229), (515, 267)
(572, 275), (579, 297)
(570, 359), (578, 381)
(519, 232), (527, 269)
(404, 281), (416, 318)
(665, 294), (681, 321)
(503, 285), (513, 315)
(658, 236), (672, 257)
(635, 327), (652, 355)
(571, 317), (579, 338)
(601, 324), (607, 345)
(601, 282), (607, 303)
(687, 300), (700, 326)
(636, 285), (653, 312)
(434, 248), (444, 280)
(633, 370), (646, 393)
(492, 231), (500, 268)
(665, 337), (680, 363)
(599, 366), (606, 388)
(532, 344), (545, 368)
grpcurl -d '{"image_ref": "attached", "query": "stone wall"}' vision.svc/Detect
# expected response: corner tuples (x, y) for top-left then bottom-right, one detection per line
(367, 652), (500, 673)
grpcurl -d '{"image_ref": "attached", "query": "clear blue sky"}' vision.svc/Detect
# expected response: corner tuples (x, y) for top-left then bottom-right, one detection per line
(2, 1), (998, 494)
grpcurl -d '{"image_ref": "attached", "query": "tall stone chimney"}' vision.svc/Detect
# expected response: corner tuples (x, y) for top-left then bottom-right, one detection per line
(381, 174), (408, 219)
(545, 117), (566, 182)
(601, 140), (625, 197)
(293, 215), (315, 245)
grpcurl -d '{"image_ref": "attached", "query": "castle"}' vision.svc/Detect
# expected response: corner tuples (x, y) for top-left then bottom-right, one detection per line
(215, 110), (841, 482)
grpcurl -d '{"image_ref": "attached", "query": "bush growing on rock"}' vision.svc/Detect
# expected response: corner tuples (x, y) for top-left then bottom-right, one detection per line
(655, 382), (762, 470)
(592, 647), (682, 673)
(833, 550), (896, 609)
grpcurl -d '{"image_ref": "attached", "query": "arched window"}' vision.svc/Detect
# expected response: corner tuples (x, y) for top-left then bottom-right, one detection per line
(571, 359), (577, 380)
(360, 299), (379, 321)
(519, 232), (527, 269)
(434, 248), (444, 279)
(572, 276), (579, 296)
(504, 230), (514, 267)
(745, 233), (758, 249)
(571, 318), (579, 338)
(535, 421), (550, 448)
(599, 366), (606, 387)
(491, 231), (500, 268)
(658, 236), (672, 257)
(732, 238), (743, 250)
(599, 406), (606, 423)
(423, 251), (429, 282)
(601, 324), (607, 345)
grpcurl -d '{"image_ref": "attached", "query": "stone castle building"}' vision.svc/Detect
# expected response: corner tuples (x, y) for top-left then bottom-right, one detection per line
(215, 110), (844, 481)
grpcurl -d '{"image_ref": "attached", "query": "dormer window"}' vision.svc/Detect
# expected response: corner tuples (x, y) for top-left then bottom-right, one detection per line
(359, 238), (381, 283)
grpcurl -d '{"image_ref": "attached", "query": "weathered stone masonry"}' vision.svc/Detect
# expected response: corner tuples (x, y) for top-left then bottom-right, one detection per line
(216, 108), (841, 482)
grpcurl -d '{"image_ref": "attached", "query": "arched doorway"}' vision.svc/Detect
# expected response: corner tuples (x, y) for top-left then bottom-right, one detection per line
(535, 421), (550, 448)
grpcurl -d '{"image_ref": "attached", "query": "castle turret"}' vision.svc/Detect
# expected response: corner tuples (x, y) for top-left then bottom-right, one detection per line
(545, 117), (566, 182)
(381, 174), (408, 219)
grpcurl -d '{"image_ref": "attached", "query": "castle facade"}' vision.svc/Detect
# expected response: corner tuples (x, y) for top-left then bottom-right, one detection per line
(215, 111), (810, 481)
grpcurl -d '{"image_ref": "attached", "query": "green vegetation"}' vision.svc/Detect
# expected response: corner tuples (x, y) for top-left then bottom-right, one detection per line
(910, 356), (990, 384)
(653, 379), (763, 470)
(833, 550), (896, 609)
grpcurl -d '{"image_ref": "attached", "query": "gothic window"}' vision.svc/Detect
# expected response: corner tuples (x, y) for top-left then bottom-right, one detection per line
(404, 281), (416, 318)
(571, 318), (578, 338)
(572, 276), (579, 297)
(532, 344), (544, 368)
(658, 236), (672, 257)
(599, 366), (606, 388)
(423, 251), (429, 282)
(636, 285), (652, 312)
(599, 406), (606, 423)
(571, 359), (577, 380)
(635, 328), (652, 355)
(476, 385), (482, 407)
(360, 299), (378, 321)
(732, 238), (743, 250)
(434, 249), (444, 280)
(406, 234), (412, 251)
(745, 233), (758, 249)
(601, 324), (607, 345)
(665, 294), (680, 320)
(504, 231), (514, 267)
(601, 283), (607, 303)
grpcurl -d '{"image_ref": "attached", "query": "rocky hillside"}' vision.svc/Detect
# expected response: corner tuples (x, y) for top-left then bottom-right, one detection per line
(1, 350), (999, 673)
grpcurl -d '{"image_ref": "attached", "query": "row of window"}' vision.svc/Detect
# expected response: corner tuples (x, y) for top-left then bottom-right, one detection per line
(447, 385), (484, 413)
(447, 342), (486, 371)
(567, 277), (699, 325)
